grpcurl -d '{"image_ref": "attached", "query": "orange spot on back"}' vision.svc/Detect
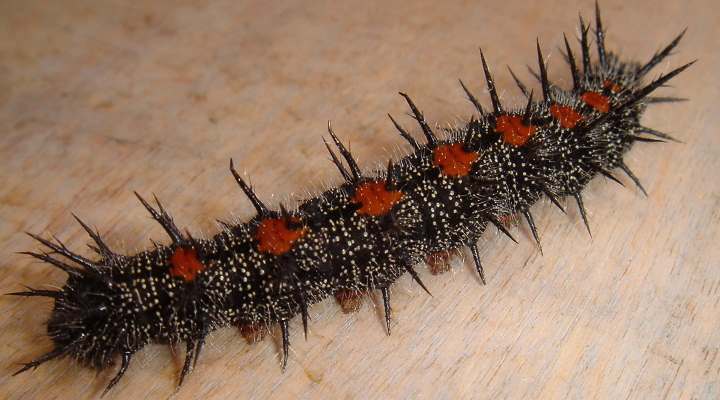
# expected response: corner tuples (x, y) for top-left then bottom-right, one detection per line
(495, 115), (536, 146)
(603, 79), (622, 93)
(549, 104), (584, 129)
(351, 181), (404, 216)
(255, 218), (306, 255)
(170, 247), (206, 282)
(433, 143), (479, 177)
(581, 91), (610, 113)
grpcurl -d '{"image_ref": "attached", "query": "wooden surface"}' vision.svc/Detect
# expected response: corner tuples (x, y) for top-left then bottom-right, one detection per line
(0, 1), (718, 399)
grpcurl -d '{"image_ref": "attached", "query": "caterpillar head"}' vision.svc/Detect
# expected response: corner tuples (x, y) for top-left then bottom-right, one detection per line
(11, 232), (133, 376)
(46, 273), (122, 369)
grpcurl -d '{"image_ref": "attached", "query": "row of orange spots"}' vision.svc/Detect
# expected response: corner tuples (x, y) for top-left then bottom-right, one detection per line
(201, 79), (618, 267)
(249, 181), (403, 258)
(174, 81), (620, 273)
(170, 247), (206, 282)
(433, 143), (479, 177)
(494, 79), (619, 139)
(550, 104), (584, 129)
(551, 80), (619, 128)
(255, 217), (307, 256)
(351, 180), (404, 216)
(495, 114), (537, 147)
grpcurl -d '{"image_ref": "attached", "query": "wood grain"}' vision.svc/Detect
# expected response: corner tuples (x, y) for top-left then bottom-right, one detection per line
(1, 1), (718, 399)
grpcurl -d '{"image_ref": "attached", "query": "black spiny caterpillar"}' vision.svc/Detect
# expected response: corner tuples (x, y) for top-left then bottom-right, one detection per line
(10, 4), (692, 396)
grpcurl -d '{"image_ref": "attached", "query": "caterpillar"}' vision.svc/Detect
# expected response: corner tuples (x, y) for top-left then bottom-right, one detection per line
(9, 3), (692, 397)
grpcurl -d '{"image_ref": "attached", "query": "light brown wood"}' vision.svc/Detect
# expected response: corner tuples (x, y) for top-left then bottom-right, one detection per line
(1, 1), (717, 399)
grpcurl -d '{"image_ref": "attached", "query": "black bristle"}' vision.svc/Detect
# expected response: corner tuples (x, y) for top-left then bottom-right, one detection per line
(596, 167), (625, 188)
(178, 341), (195, 387)
(541, 188), (566, 214)
(487, 215), (518, 244)
(579, 15), (592, 76)
(458, 79), (486, 114)
(523, 210), (542, 254)
(229, 158), (271, 216)
(624, 61), (696, 106)
(300, 295), (310, 340)
(574, 192), (592, 237)
(72, 214), (115, 261)
(405, 265), (432, 296)
(388, 113), (421, 151)
(646, 96), (688, 104)
(536, 39), (551, 102)
(322, 137), (353, 182)
(619, 162), (649, 197)
(469, 242), (486, 285)
(594, 1), (607, 67)
(506, 66), (530, 97)
(6, 286), (59, 298)
(280, 320), (290, 370)
(380, 287), (392, 336)
(626, 135), (666, 143)
(327, 121), (363, 181)
(20, 251), (85, 278)
(399, 92), (437, 146)
(479, 48), (502, 114)
(563, 33), (581, 90)
(25, 232), (98, 273)
(101, 352), (131, 397)
(523, 90), (535, 125)
(13, 346), (70, 377)
(134, 192), (184, 244)
(636, 28), (688, 78)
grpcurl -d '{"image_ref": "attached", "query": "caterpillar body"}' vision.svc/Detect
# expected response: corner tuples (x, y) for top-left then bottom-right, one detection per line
(9, 4), (692, 396)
